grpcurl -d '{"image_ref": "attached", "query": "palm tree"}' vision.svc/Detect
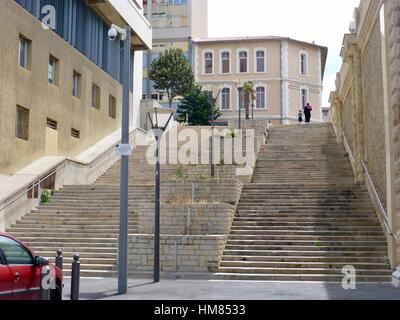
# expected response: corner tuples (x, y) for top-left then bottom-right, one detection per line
(243, 81), (256, 119)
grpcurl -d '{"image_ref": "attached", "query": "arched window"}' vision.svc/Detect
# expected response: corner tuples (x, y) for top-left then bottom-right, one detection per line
(204, 52), (213, 74)
(221, 88), (230, 110)
(256, 87), (266, 109)
(221, 52), (230, 74)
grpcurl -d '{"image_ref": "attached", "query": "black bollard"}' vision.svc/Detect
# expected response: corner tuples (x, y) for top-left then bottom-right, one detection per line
(55, 250), (63, 270)
(40, 265), (51, 300)
(70, 254), (80, 300)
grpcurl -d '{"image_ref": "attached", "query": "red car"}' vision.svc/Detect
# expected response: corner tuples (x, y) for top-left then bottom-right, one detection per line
(0, 232), (63, 300)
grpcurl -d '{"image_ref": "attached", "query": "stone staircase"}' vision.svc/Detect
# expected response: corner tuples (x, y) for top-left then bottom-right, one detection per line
(6, 174), (155, 277)
(216, 123), (393, 282)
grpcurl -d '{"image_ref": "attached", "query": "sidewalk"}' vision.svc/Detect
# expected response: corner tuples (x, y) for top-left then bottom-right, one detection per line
(62, 278), (400, 300)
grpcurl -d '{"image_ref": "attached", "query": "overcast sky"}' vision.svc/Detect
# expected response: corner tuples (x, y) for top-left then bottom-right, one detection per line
(208, 0), (360, 107)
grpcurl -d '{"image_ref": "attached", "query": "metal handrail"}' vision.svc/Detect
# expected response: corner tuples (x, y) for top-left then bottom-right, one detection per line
(338, 128), (397, 240)
(0, 162), (66, 212)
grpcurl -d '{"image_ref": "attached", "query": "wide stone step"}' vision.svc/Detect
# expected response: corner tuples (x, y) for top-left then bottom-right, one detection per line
(7, 231), (133, 238)
(231, 222), (379, 228)
(227, 234), (386, 241)
(226, 239), (387, 246)
(20, 239), (118, 246)
(228, 229), (384, 236)
(232, 218), (379, 224)
(217, 267), (392, 276)
(224, 244), (387, 251)
(219, 261), (390, 270)
(214, 272), (391, 282)
(221, 255), (389, 263)
(223, 249), (388, 257)
(30, 246), (116, 253)
(235, 213), (377, 218)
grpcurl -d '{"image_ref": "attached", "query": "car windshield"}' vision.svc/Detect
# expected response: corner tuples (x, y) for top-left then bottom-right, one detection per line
(0, 236), (33, 265)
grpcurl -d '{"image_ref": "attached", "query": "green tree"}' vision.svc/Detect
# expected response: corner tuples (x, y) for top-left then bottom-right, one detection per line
(177, 86), (222, 126)
(149, 48), (195, 108)
(243, 81), (256, 119)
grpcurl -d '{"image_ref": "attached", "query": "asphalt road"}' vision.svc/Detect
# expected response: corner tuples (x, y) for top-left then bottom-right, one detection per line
(61, 278), (400, 300)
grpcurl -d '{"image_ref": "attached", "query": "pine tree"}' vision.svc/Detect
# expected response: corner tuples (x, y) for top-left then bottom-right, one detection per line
(177, 86), (222, 126)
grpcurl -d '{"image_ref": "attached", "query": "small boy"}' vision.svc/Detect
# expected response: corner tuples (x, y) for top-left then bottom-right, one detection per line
(297, 110), (303, 123)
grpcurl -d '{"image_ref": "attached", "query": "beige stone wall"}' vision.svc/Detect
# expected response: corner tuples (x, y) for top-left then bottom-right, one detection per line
(161, 179), (243, 205)
(128, 234), (226, 273)
(330, 0), (400, 266)
(361, 18), (387, 208)
(342, 90), (354, 155)
(0, 1), (124, 174)
(386, 0), (400, 262)
(138, 203), (236, 235)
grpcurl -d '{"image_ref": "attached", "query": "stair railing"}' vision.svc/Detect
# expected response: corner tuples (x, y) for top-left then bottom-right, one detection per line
(0, 162), (66, 213)
(337, 126), (396, 240)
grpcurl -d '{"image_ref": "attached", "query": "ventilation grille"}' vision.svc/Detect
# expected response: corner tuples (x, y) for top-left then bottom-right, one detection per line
(71, 128), (80, 139)
(46, 118), (58, 130)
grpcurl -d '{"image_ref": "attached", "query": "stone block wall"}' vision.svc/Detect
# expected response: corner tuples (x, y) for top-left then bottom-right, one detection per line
(387, 0), (400, 262)
(138, 203), (236, 235)
(128, 235), (227, 273)
(361, 17), (387, 209)
(161, 179), (243, 205)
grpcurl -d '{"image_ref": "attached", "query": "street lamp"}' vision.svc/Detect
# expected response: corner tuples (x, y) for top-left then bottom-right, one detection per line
(108, 24), (132, 295)
(207, 88), (221, 178)
(147, 108), (174, 283)
(233, 80), (243, 130)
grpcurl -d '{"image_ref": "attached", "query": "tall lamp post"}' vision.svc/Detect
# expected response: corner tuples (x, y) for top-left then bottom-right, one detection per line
(147, 109), (174, 283)
(207, 89), (221, 178)
(233, 80), (243, 130)
(108, 24), (132, 295)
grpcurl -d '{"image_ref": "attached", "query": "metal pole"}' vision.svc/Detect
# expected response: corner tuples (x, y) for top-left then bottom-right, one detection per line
(252, 102), (254, 120)
(70, 254), (80, 301)
(211, 98), (215, 178)
(238, 87), (242, 130)
(154, 136), (161, 283)
(55, 249), (63, 270)
(118, 26), (131, 295)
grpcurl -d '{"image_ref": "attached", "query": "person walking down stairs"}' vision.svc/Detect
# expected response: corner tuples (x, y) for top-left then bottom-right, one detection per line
(304, 103), (313, 125)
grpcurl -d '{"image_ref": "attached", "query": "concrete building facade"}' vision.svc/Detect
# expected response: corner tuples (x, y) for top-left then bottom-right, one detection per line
(330, 0), (400, 271)
(193, 37), (327, 124)
(0, 0), (151, 174)
(142, 0), (208, 102)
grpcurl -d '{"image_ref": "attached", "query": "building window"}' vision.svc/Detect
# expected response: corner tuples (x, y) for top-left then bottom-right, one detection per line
(256, 50), (266, 73)
(71, 128), (80, 139)
(256, 87), (266, 109)
(18, 36), (30, 69)
(109, 95), (117, 119)
(239, 51), (248, 73)
(16, 106), (29, 141)
(48, 55), (59, 85)
(300, 52), (308, 75)
(221, 88), (230, 110)
(204, 52), (213, 74)
(92, 84), (101, 109)
(221, 52), (230, 74)
(301, 88), (308, 109)
(46, 118), (58, 130)
(72, 71), (81, 98)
